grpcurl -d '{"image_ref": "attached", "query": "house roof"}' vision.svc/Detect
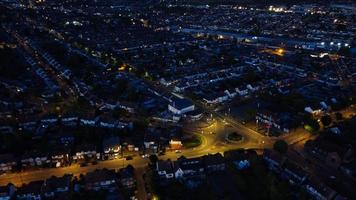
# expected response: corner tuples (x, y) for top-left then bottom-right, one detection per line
(43, 175), (72, 193)
(0, 154), (16, 163)
(306, 177), (337, 199)
(175, 157), (204, 171)
(203, 153), (225, 166)
(156, 160), (173, 173)
(263, 149), (285, 164)
(283, 160), (308, 178)
(16, 181), (44, 196)
(103, 136), (121, 149)
(0, 186), (8, 194)
(75, 143), (96, 152)
(118, 167), (134, 179)
(170, 97), (193, 110)
(84, 169), (116, 184)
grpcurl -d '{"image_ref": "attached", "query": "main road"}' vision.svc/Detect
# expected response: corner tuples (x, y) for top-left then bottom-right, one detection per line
(0, 114), (311, 187)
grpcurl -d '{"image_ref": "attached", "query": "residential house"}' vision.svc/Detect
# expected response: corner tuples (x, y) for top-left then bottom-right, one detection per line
(305, 139), (353, 169)
(72, 144), (99, 163)
(168, 97), (195, 115)
(143, 134), (158, 155)
(21, 152), (49, 169)
(60, 115), (78, 127)
(57, 133), (75, 146)
(169, 139), (183, 150)
(246, 84), (260, 92)
(79, 117), (97, 127)
(304, 178), (337, 200)
(0, 154), (17, 173)
(156, 160), (174, 179)
(263, 149), (286, 172)
(339, 162), (356, 177)
(0, 184), (15, 200)
(40, 116), (58, 126)
(49, 147), (70, 168)
(118, 167), (135, 189)
(235, 87), (249, 97)
(83, 169), (117, 191)
(16, 181), (43, 200)
(0, 126), (13, 134)
(102, 137), (121, 160)
(173, 157), (205, 179)
(203, 92), (229, 105)
(282, 161), (308, 185)
(42, 175), (72, 198)
(256, 110), (293, 134)
(186, 110), (203, 121)
(99, 118), (128, 129)
(203, 153), (226, 173)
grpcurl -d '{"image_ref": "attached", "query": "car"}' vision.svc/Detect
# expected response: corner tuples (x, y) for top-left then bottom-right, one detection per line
(126, 156), (133, 160)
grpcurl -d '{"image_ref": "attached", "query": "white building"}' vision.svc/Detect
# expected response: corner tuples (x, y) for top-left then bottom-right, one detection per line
(168, 97), (195, 115)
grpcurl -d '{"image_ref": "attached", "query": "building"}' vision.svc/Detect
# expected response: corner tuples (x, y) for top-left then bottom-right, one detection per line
(49, 147), (70, 168)
(256, 110), (293, 134)
(173, 157), (205, 179)
(21, 152), (49, 169)
(203, 153), (226, 173)
(16, 181), (43, 200)
(304, 178), (337, 200)
(0, 184), (15, 200)
(0, 154), (17, 173)
(83, 169), (117, 191)
(118, 167), (135, 189)
(72, 144), (99, 163)
(168, 97), (195, 115)
(263, 149), (286, 172)
(169, 139), (183, 150)
(102, 137), (121, 160)
(42, 175), (72, 198)
(156, 160), (174, 179)
(282, 161), (308, 185)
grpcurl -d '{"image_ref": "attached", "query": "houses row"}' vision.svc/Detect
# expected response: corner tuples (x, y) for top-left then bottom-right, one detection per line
(0, 136), (121, 173)
(156, 153), (225, 180)
(23, 54), (60, 96)
(172, 65), (246, 93)
(305, 137), (355, 178)
(156, 149), (349, 200)
(5, 115), (132, 132)
(0, 167), (135, 200)
(202, 84), (259, 105)
(263, 150), (346, 200)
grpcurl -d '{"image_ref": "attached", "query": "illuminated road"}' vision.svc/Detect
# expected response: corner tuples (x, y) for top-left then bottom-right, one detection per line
(0, 158), (146, 186)
(0, 118), (268, 187)
(0, 58), (311, 189)
(0, 80), (312, 188)
(0, 25), (312, 191)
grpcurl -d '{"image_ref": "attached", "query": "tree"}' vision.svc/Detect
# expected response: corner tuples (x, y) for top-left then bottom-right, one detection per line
(335, 112), (343, 121)
(305, 118), (320, 133)
(149, 155), (158, 165)
(320, 115), (332, 127)
(112, 107), (127, 119)
(126, 164), (135, 173)
(273, 140), (288, 154)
